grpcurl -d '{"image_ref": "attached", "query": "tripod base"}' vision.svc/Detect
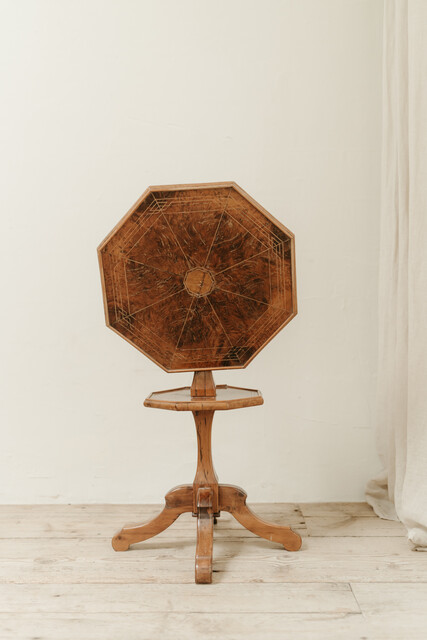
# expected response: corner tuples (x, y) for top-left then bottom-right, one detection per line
(112, 483), (302, 584)
(112, 373), (302, 584)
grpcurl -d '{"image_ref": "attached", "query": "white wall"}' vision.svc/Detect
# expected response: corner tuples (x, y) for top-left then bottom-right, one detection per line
(0, 0), (383, 503)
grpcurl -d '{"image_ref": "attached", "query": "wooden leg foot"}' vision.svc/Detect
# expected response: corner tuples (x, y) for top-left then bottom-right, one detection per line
(195, 487), (214, 584)
(219, 484), (302, 551)
(112, 485), (193, 551)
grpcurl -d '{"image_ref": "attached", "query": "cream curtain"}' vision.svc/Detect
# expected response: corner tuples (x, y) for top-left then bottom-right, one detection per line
(365, 0), (427, 548)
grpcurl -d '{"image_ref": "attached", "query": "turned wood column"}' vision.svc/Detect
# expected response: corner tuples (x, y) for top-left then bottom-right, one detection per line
(191, 371), (219, 515)
(192, 410), (219, 515)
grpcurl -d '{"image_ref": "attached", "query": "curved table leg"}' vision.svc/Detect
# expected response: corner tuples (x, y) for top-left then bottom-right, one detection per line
(219, 484), (302, 551)
(112, 484), (193, 551)
(195, 487), (214, 584)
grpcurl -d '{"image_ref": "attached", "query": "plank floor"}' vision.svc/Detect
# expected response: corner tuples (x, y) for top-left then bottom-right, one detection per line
(0, 502), (426, 639)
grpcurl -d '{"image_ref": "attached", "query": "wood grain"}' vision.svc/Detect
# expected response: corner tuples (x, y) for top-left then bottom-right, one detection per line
(304, 515), (406, 537)
(195, 487), (214, 584)
(191, 370), (216, 397)
(5, 536), (426, 585)
(144, 384), (263, 411)
(112, 380), (300, 582)
(299, 502), (377, 517)
(0, 583), (359, 614)
(98, 182), (296, 372)
(0, 612), (372, 640)
(111, 485), (193, 551)
(2, 503), (426, 639)
(219, 485), (302, 552)
(0, 504), (304, 538)
(192, 411), (218, 514)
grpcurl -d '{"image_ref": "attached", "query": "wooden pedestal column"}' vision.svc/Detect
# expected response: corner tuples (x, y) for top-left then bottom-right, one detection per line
(112, 371), (302, 584)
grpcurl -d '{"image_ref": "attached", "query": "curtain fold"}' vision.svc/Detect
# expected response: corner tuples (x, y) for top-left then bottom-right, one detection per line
(365, 0), (427, 549)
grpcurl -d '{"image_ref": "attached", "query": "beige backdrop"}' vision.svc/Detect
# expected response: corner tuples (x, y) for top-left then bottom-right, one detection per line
(0, 0), (383, 503)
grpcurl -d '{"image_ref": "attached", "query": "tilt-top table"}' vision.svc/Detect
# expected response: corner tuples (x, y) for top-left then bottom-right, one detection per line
(98, 182), (301, 583)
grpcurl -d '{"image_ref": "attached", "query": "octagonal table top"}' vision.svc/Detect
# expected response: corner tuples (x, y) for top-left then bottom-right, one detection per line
(98, 182), (296, 372)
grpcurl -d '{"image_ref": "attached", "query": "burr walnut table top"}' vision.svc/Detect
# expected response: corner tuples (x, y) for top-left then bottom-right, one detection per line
(144, 385), (263, 411)
(98, 182), (296, 372)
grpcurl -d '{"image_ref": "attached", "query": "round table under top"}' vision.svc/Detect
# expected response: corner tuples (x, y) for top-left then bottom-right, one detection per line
(144, 384), (263, 411)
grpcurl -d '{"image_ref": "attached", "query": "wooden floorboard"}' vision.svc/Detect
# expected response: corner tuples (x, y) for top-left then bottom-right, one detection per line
(0, 612), (371, 640)
(304, 514), (406, 536)
(0, 505), (305, 538)
(0, 582), (359, 614)
(1, 503), (426, 639)
(300, 501), (377, 517)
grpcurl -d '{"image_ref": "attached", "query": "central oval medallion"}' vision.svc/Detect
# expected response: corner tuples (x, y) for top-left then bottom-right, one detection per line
(184, 267), (215, 297)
